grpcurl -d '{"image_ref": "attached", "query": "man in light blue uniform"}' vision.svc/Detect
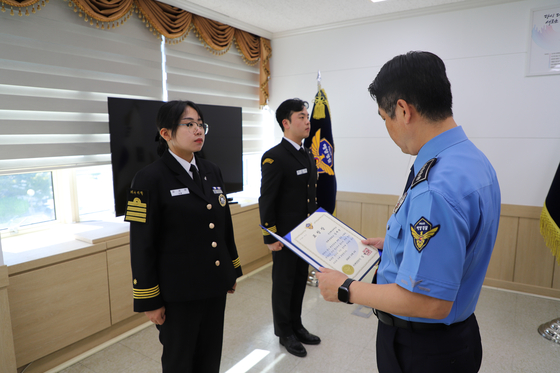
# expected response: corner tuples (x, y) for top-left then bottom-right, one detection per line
(381, 124), (501, 326)
(317, 51), (501, 373)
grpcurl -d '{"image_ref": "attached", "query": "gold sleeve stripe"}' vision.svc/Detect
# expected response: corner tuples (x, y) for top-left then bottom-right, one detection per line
(133, 285), (160, 299)
(127, 206), (146, 213)
(262, 225), (277, 236)
(126, 215), (146, 223)
(134, 285), (159, 293)
(232, 257), (241, 268)
(126, 211), (146, 218)
(262, 158), (274, 165)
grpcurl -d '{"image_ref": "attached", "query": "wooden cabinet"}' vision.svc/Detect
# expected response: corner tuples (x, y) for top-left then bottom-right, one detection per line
(2, 202), (271, 371)
(230, 203), (271, 273)
(107, 245), (135, 324)
(8, 251), (111, 366)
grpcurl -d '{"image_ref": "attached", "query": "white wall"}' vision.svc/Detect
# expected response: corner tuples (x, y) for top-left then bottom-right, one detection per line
(269, 0), (560, 207)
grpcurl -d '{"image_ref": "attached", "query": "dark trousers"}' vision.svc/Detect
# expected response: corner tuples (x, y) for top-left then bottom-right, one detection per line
(157, 295), (227, 373)
(376, 314), (482, 373)
(271, 249), (309, 337)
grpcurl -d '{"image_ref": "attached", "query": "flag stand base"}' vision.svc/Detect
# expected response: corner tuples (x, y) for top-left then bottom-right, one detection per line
(307, 269), (318, 287)
(538, 318), (560, 343)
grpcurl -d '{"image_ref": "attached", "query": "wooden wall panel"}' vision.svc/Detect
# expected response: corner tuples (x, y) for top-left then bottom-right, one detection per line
(231, 206), (271, 273)
(361, 203), (390, 238)
(0, 266), (17, 373)
(336, 192), (560, 299)
(8, 252), (111, 366)
(336, 201), (362, 233)
(553, 260), (560, 290)
(486, 216), (518, 281)
(513, 218), (555, 287)
(107, 245), (135, 325)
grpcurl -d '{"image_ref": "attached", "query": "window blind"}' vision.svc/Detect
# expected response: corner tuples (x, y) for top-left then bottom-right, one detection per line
(165, 36), (268, 155)
(0, 0), (163, 175)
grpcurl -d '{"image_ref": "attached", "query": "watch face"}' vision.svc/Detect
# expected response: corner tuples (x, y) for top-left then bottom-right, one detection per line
(338, 286), (349, 303)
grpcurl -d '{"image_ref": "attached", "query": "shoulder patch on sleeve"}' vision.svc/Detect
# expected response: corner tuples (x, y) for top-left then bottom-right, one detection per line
(411, 158), (437, 189)
(124, 189), (148, 223)
(262, 158), (274, 165)
(410, 217), (440, 252)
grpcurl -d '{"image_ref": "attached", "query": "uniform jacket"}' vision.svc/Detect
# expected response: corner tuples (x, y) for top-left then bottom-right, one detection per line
(259, 138), (318, 244)
(379, 126), (500, 325)
(126, 150), (242, 312)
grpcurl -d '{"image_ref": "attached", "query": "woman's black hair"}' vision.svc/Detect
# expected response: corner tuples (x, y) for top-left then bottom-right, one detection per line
(156, 100), (204, 156)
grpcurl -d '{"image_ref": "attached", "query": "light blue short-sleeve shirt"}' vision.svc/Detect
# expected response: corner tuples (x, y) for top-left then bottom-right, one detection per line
(378, 126), (501, 325)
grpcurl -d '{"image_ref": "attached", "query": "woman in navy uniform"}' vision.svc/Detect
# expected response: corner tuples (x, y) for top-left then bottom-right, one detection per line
(125, 100), (242, 372)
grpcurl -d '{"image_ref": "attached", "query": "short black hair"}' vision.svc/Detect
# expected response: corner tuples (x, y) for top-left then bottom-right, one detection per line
(156, 100), (204, 156)
(368, 51), (453, 122)
(275, 98), (309, 132)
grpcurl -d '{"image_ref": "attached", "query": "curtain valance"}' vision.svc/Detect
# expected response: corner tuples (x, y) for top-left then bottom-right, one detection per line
(1, 0), (271, 105)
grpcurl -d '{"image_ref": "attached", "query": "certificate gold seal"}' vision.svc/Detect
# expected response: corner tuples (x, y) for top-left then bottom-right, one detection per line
(218, 194), (227, 207)
(342, 265), (354, 275)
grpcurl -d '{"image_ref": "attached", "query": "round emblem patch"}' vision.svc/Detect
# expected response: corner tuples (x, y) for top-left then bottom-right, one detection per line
(218, 194), (227, 207)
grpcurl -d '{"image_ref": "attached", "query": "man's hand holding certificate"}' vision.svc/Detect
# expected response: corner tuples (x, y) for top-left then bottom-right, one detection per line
(260, 208), (380, 280)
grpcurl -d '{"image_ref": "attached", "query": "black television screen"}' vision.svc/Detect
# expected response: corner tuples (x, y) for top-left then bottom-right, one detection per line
(108, 97), (243, 217)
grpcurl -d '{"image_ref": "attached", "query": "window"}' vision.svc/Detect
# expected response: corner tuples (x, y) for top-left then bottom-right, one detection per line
(0, 172), (55, 233)
(76, 165), (115, 222)
(0, 2), (268, 241)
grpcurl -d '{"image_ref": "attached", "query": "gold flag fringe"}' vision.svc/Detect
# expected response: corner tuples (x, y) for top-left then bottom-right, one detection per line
(540, 203), (560, 265)
(312, 89), (331, 120)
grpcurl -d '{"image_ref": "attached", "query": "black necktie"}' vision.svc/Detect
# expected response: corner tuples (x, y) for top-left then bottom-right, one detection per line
(299, 147), (309, 165)
(190, 164), (202, 190)
(403, 165), (415, 194)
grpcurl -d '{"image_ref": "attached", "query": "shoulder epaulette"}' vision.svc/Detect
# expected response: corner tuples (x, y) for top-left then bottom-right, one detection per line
(411, 158), (437, 189)
(125, 189), (148, 223)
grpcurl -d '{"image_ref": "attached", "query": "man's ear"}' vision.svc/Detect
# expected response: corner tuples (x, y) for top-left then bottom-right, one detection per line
(396, 99), (413, 124)
(282, 118), (290, 132)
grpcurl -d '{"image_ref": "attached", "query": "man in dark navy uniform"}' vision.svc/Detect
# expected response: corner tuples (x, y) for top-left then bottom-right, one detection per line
(259, 98), (320, 357)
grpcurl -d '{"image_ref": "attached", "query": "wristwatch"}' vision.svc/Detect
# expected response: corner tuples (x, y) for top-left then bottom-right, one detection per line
(338, 278), (355, 304)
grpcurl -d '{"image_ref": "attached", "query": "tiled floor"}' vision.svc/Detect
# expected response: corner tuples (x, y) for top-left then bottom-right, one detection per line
(57, 263), (560, 373)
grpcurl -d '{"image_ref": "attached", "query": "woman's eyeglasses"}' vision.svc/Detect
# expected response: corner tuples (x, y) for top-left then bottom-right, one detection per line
(179, 122), (209, 134)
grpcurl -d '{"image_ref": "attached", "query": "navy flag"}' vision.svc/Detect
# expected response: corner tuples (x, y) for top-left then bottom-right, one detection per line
(541, 162), (560, 264)
(304, 88), (337, 214)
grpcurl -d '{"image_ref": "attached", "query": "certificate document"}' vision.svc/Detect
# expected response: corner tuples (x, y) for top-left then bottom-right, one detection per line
(260, 208), (380, 280)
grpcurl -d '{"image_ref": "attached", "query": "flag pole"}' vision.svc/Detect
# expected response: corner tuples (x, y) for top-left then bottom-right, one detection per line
(537, 162), (560, 343)
(308, 70), (322, 287)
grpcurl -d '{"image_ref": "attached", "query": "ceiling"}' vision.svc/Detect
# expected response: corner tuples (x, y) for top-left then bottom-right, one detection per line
(161, 0), (519, 38)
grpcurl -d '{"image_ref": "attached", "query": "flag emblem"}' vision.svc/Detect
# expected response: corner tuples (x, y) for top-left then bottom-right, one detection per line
(310, 129), (334, 176)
